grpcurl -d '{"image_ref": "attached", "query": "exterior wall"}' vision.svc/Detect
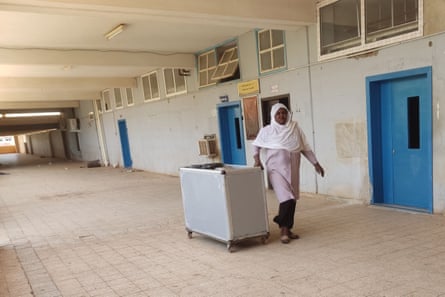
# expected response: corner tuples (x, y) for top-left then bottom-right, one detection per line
(425, 0), (445, 35)
(101, 81), (238, 172)
(28, 130), (65, 158)
(16, 135), (26, 154)
(77, 101), (102, 162)
(50, 130), (65, 159)
(76, 21), (445, 213)
(306, 26), (445, 212)
(30, 133), (52, 157)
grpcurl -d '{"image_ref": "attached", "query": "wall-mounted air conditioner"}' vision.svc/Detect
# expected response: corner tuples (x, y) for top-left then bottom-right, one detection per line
(198, 134), (217, 157)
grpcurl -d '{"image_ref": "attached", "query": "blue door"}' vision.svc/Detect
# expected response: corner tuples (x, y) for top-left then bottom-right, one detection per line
(367, 67), (432, 212)
(118, 119), (133, 168)
(217, 101), (246, 165)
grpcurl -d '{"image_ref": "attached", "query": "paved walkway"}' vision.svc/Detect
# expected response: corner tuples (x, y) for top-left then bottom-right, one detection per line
(1, 154), (445, 297)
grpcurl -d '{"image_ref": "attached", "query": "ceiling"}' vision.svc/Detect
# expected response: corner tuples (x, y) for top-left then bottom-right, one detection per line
(0, 0), (317, 136)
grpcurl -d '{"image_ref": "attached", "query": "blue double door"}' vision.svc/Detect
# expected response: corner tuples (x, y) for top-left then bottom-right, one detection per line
(367, 67), (432, 212)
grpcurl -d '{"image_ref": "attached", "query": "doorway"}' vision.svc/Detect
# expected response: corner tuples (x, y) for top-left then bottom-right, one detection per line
(366, 67), (432, 212)
(217, 101), (246, 165)
(261, 94), (290, 126)
(117, 119), (133, 168)
(260, 94), (290, 189)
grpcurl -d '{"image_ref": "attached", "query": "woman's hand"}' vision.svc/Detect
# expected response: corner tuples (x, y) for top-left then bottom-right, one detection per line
(253, 154), (264, 170)
(314, 162), (324, 177)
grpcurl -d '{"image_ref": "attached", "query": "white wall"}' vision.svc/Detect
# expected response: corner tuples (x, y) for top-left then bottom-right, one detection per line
(306, 26), (445, 212)
(30, 133), (52, 157)
(50, 130), (65, 159)
(77, 101), (102, 162)
(76, 28), (445, 213)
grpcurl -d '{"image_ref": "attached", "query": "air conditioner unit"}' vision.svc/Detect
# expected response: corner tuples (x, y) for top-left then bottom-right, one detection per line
(66, 118), (80, 132)
(198, 134), (217, 157)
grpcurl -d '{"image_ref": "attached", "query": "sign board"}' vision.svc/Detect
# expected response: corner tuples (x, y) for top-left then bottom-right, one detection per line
(238, 79), (260, 97)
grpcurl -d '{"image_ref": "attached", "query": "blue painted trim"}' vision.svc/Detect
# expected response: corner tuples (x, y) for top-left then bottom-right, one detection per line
(367, 67), (432, 83)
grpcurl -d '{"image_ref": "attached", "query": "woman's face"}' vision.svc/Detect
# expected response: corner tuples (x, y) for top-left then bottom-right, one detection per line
(274, 107), (288, 125)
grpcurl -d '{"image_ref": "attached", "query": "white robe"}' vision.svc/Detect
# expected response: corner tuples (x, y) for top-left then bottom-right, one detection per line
(252, 103), (318, 203)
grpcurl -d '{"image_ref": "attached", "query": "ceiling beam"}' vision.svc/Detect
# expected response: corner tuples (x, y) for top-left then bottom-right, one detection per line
(0, 77), (137, 90)
(0, 0), (316, 26)
(0, 116), (61, 126)
(0, 90), (99, 101)
(0, 123), (60, 136)
(0, 48), (195, 69)
(0, 101), (79, 110)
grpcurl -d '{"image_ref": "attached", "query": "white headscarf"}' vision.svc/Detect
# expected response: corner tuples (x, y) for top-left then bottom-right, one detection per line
(252, 103), (308, 152)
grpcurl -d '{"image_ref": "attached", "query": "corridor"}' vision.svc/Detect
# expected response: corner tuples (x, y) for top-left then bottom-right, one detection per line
(1, 154), (445, 297)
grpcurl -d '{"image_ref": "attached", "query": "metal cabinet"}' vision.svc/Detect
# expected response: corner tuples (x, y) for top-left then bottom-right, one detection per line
(179, 164), (269, 252)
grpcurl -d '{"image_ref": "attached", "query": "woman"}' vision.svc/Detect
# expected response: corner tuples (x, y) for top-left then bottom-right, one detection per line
(252, 103), (324, 244)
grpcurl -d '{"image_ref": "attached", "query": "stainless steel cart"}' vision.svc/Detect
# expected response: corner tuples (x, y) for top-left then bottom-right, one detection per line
(179, 164), (269, 252)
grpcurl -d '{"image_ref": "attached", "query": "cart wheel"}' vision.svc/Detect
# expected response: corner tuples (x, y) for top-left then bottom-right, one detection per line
(227, 242), (234, 253)
(187, 231), (193, 239)
(261, 236), (268, 244)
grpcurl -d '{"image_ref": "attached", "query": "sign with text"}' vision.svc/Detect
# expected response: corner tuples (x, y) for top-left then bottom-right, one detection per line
(237, 79), (260, 97)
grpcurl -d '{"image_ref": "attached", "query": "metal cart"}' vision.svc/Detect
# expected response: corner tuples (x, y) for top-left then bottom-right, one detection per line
(179, 163), (269, 252)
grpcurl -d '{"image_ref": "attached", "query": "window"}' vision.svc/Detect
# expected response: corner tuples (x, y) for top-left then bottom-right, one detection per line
(141, 71), (160, 101)
(0, 136), (15, 146)
(102, 89), (112, 112)
(318, 0), (422, 59)
(96, 99), (103, 113)
(407, 96), (420, 149)
(114, 88), (123, 109)
(212, 47), (239, 81)
(197, 41), (240, 87)
(163, 68), (187, 97)
(366, 0), (418, 43)
(124, 88), (134, 106)
(258, 29), (286, 73)
(198, 50), (217, 88)
(319, 0), (361, 55)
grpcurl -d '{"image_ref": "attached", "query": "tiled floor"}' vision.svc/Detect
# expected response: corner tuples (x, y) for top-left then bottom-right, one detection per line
(1, 154), (445, 297)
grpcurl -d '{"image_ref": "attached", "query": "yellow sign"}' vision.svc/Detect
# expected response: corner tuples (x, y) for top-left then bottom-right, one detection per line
(238, 79), (260, 96)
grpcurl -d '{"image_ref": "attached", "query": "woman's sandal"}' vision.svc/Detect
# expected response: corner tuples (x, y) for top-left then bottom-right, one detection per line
(280, 235), (290, 244)
(288, 232), (300, 240)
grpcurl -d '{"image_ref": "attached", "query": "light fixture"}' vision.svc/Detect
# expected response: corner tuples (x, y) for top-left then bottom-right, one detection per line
(62, 65), (73, 71)
(5, 112), (61, 118)
(104, 24), (126, 40)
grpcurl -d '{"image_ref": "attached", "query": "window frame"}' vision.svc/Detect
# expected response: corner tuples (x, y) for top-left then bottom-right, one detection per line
(141, 71), (160, 102)
(113, 88), (123, 109)
(317, 0), (423, 60)
(102, 89), (112, 112)
(124, 87), (134, 106)
(197, 40), (240, 87)
(198, 50), (217, 88)
(211, 46), (239, 81)
(163, 68), (187, 97)
(257, 29), (287, 74)
(95, 99), (103, 114)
